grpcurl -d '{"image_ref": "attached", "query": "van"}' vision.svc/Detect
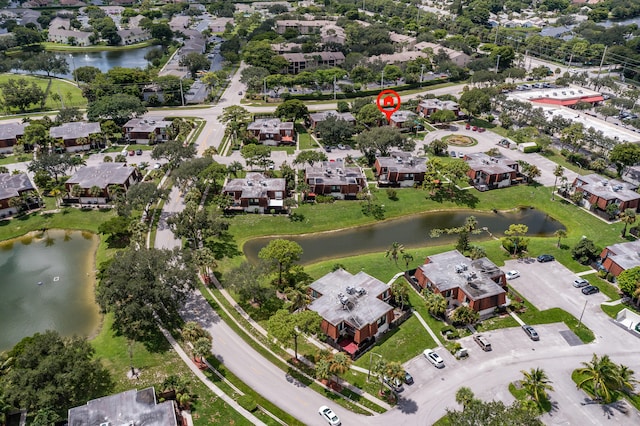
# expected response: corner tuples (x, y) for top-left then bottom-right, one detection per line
(473, 334), (492, 351)
(521, 84), (531, 90)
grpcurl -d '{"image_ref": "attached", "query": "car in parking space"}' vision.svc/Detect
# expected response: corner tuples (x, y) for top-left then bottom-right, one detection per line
(153, 163), (162, 169)
(450, 150), (457, 157)
(505, 270), (520, 280)
(458, 152), (465, 158)
(404, 371), (414, 385)
(128, 150), (135, 156)
(473, 334), (492, 351)
(337, 144), (346, 150)
(424, 349), (445, 368)
(582, 285), (600, 295)
(325, 146), (332, 152)
(384, 376), (404, 392)
(477, 127), (486, 133)
(537, 254), (555, 263)
(135, 149), (142, 155)
(522, 325), (540, 341)
(318, 406), (341, 426)
(472, 126), (478, 131)
(573, 278), (589, 288)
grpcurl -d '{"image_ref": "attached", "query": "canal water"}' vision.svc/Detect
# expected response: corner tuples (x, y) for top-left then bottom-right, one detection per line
(244, 208), (564, 264)
(0, 230), (100, 351)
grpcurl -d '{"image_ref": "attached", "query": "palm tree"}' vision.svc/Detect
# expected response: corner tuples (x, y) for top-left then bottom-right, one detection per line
(455, 386), (475, 408)
(315, 356), (331, 382)
(193, 336), (211, 363)
(469, 245), (486, 260)
(385, 242), (405, 266)
(383, 361), (405, 392)
(328, 352), (352, 388)
(425, 291), (448, 318)
(182, 321), (207, 343)
(49, 187), (62, 207)
(286, 284), (310, 312)
(554, 229), (567, 248)
(203, 146), (218, 158)
(619, 208), (637, 237)
(402, 252), (414, 269)
(89, 185), (102, 200)
(576, 354), (620, 403)
(520, 368), (554, 406)
(227, 161), (244, 177)
(193, 247), (217, 279)
(450, 305), (479, 325)
(70, 184), (83, 198)
(552, 165), (564, 200)
(615, 364), (638, 395)
(391, 280), (409, 310)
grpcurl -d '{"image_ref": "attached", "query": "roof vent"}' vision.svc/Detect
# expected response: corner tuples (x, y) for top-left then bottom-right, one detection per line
(601, 180), (608, 186)
(357, 287), (366, 296)
(346, 286), (355, 295)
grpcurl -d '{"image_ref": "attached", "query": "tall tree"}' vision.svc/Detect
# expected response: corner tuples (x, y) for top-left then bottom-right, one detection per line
(315, 116), (355, 146)
(274, 99), (309, 122)
(266, 309), (322, 360)
(619, 208), (637, 237)
(576, 354), (621, 403)
(167, 203), (228, 248)
(27, 152), (74, 183)
(390, 280), (409, 310)
(503, 224), (529, 256)
(96, 247), (198, 343)
(86, 93), (147, 125)
(258, 239), (303, 288)
(293, 151), (328, 167)
(385, 242), (405, 266)
(455, 387), (476, 408)
(554, 229), (567, 248)
(552, 165), (564, 201)
(0, 78), (46, 112)
(180, 52), (210, 78)
(610, 143), (640, 177)
(356, 126), (412, 165)
(425, 291), (448, 318)
(430, 216), (480, 253)
(2, 331), (112, 419)
(151, 140), (197, 168)
(617, 266), (640, 298)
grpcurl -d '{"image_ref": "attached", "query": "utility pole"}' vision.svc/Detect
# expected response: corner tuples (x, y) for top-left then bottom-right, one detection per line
(381, 69), (384, 89)
(333, 75), (336, 100)
(598, 45), (608, 74)
(568, 53), (573, 70)
(578, 300), (588, 328)
(494, 24), (499, 45)
(179, 77), (185, 106)
(495, 54), (501, 73)
(263, 78), (267, 102)
(420, 64), (425, 85)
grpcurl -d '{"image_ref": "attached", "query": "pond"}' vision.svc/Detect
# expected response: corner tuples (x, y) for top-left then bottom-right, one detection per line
(244, 208), (564, 265)
(63, 46), (158, 79)
(0, 230), (100, 351)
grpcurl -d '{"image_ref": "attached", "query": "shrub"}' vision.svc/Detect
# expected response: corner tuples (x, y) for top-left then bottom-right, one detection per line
(440, 325), (455, 335)
(386, 188), (398, 200)
(316, 195), (335, 203)
(449, 342), (462, 355)
(523, 144), (541, 153)
(571, 238), (599, 265)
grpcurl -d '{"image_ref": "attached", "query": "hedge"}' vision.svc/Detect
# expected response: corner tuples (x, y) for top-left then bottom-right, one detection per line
(523, 144), (541, 153)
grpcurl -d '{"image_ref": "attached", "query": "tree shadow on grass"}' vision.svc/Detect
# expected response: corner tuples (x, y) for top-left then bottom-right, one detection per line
(207, 232), (241, 259)
(430, 187), (479, 208)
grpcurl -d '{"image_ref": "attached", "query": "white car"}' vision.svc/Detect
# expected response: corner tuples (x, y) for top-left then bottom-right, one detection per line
(423, 349), (445, 368)
(573, 278), (589, 288)
(505, 270), (520, 280)
(318, 406), (341, 426)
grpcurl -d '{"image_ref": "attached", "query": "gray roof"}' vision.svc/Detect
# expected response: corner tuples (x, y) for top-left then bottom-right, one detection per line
(309, 110), (355, 123)
(308, 269), (392, 328)
(68, 387), (177, 426)
(305, 160), (365, 186)
(418, 250), (505, 300)
(540, 25), (574, 38)
(0, 122), (27, 140)
(419, 99), (459, 110)
(124, 116), (173, 133)
(247, 118), (294, 133)
(281, 51), (345, 63)
(604, 240), (640, 272)
(48, 27), (92, 39)
(67, 163), (137, 189)
(376, 153), (427, 174)
(223, 172), (286, 198)
(390, 110), (417, 123)
(50, 121), (101, 140)
(465, 152), (518, 175)
(574, 174), (639, 202)
(0, 173), (35, 200)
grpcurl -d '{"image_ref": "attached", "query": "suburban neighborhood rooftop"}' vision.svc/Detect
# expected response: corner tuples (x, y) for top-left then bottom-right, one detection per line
(67, 163), (137, 188)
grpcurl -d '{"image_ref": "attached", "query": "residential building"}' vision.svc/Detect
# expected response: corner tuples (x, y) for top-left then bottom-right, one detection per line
(308, 110), (355, 129)
(320, 24), (346, 45)
(600, 240), (640, 277)
(0, 173), (38, 218)
(169, 15), (190, 31)
(417, 99), (460, 117)
(308, 269), (394, 356)
(247, 118), (295, 146)
(275, 20), (335, 35)
(414, 42), (471, 67)
(67, 387), (180, 426)
(271, 42), (302, 54)
(123, 117), (173, 144)
(48, 28), (92, 46)
(414, 250), (507, 316)
(117, 28), (150, 45)
(572, 174), (640, 213)
(48, 17), (70, 30)
(222, 172), (287, 214)
(465, 152), (520, 191)
(374, 152), (426, 187)
(50, 122), (101, 152)
(389, 31), (416, 51)
(281, 51), (345, 74)
(0, 122), (28, 154)
(65, 163), (142, 204)
(389, 110), (417, 129)
(368, 50), (429, 65)
(208, 17), (234, 32)
(304, 159), (366, 199)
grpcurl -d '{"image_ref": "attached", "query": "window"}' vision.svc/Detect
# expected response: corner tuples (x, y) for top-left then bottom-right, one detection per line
(330, 185), (340, 192)
(249, 198), (260, 206)
(377, 315), (386, 326)
(337, 322), (345, 331)
(404, 173), (414, 180)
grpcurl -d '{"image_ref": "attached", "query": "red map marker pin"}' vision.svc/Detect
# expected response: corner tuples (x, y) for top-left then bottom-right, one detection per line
(376, 90), (401, 123)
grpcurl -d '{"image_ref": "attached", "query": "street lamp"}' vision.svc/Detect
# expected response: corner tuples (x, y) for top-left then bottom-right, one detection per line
(68, 54), (77, 85)
(495, 54), (501, 73)
(367, 352), (383, 382)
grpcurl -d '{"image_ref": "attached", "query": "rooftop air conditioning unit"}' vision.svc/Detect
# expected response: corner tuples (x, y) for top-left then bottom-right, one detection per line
(357, 287), (366, 296)
(346, 286), (355, 295)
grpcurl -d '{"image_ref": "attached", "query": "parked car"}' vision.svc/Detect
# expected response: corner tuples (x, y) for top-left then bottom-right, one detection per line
(384, 376), (404, 392)
(154, 163), (162, 169)
(424, 349), (445, 368)
(465, 123), (471, 130)
(537, 254), (555, 263)
(318, 406), (341, 426)
(325, 146), (332, 152)
(238, 91), (243, 95)
(128, 150), (135, 156)
(582, 285), (600, 295)
(505, 270), (520, 280)
(450, 150), (457, 157)
(458, 152), (465, 158)
(337, 144), (346, 150)
(135, 149), (142, 155)
(477, 127), (486, 133)
(404, 371), (414, 385)
(522, 325), (539, 341)
(472, 126), (478, 131)
(473, 334), (492, 351)
(573, 278), (589, 288)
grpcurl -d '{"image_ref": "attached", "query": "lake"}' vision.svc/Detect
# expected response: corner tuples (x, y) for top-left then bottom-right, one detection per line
(64, 46), (158, 78)
(0, 230), (100, 351)
(243, 208), (564, 264)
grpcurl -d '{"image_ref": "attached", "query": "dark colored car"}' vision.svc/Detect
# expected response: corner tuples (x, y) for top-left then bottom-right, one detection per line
(582, 285), (600, 295)
(537, 254), (555, 263)
(135, 149), (142, 155)
(404, 371), (414, 385)
(522, 325), (539, 341)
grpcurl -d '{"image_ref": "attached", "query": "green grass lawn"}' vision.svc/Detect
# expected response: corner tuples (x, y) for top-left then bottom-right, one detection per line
(0, 153), (32, 165)
(508, 382), (552, 413)
(0, 73), (86, 111)
(296, 123), (318, 150)
(41, 41), (153, 52)
(91, 316), (252, 426)
(540, 149), (591, 176)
